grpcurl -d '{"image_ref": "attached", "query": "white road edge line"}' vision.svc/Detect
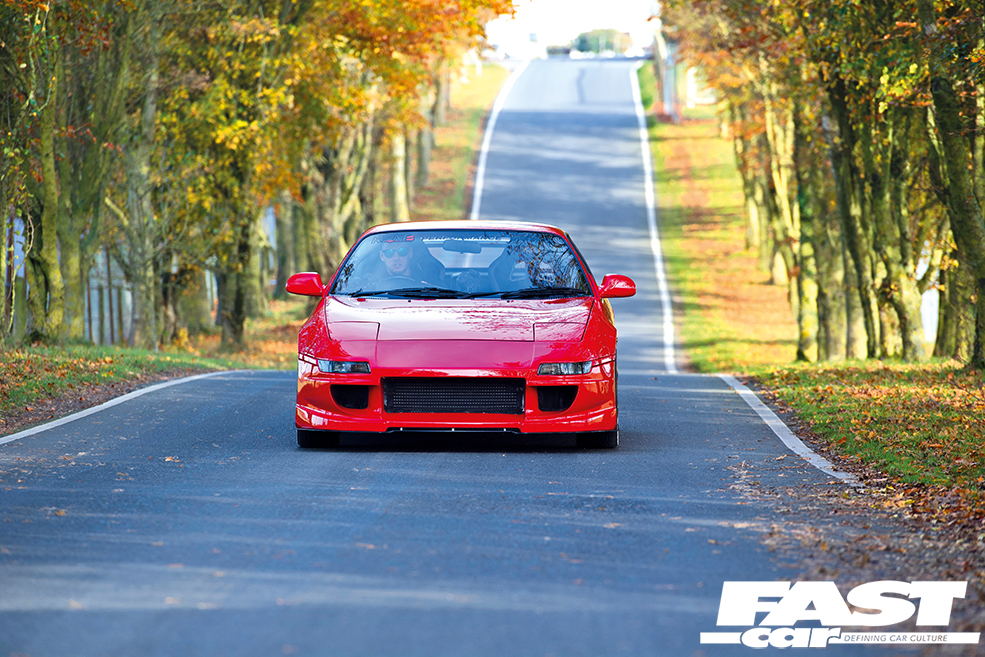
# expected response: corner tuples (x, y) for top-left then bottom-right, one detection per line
(630, 62), (678, 374)
(469, 60), (529, 222)
(626, 63), (849, 484)
(717, 373), (858, 485)
(0, 370), (246, 446)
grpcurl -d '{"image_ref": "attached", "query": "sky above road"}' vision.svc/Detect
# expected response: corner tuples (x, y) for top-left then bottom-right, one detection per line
(486, 0), (659, 51)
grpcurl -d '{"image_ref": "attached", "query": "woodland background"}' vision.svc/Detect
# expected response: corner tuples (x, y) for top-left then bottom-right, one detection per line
(0, 0), (512, 350)
(661, 0), (985, 368)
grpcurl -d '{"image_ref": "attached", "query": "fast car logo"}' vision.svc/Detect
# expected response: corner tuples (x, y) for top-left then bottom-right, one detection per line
(700, 581), (981, 648)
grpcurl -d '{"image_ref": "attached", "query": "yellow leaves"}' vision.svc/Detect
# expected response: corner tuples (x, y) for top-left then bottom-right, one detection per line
(882, 493), (913, 510)
(213, 119), (260, 151)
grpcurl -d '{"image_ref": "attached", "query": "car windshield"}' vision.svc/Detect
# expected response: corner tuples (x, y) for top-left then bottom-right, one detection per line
(331, 229), (593, 299)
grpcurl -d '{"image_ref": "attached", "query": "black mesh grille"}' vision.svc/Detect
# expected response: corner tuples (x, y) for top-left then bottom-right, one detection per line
(537, 386), (578, 413)
(383, 378), (524, 414)
(332, 384), (369, 410)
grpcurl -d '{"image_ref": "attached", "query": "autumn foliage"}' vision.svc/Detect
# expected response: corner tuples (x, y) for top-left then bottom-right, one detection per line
(662, 0), (985, 367)
(0, 0), (512, 348)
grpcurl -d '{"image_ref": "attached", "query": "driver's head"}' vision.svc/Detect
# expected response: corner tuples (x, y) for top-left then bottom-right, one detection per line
(380, 244), (413, 275)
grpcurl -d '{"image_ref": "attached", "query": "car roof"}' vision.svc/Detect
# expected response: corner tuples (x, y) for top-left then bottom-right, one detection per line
(361, 220), (566, 237)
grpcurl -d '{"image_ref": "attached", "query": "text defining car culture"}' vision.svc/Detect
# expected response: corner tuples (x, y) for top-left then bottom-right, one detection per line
(286, 221), (636, 449)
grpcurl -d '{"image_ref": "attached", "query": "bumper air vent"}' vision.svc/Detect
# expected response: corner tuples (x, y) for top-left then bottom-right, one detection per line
(331, 384), (370, 410)
(536, 386), (578, 413)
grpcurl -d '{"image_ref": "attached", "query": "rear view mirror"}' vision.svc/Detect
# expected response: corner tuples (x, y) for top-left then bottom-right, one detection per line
(442, 239), (483, 253)
(286, 272), (324, 297)
(599, 274), (636, 299)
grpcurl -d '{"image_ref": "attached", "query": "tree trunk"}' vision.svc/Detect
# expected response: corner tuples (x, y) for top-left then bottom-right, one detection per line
(416, 127), (432, 190)
(761, 74), (799, 254)
(177, 267), (212, 336)
(433, 61), (449, 127)
(219, 217), (252, 349)
(934, 259), (975, 361)
(122, 3), (161, 350)
(359, 124), (385, 229)
(878, 293), (902, 358)
(974, 45), (985, 208)
(935, 265), (957, 358)
(930, 76), (985, 368)
(794, 108), (818, 361)
(305, 118), (376, 276)
(730, 111), (762, 253)
(761, 96), (800, 321)
(841, 238), (868, 359)
(28, 51), (66, 343)
(292, 191), (310, 274)
(389, 131), (411, 222)
(753, 175), (772, 272)
(297, 180), (324, 275)
(0, 214), (7, 339)
(56, 7), (131, 342)
(952, 261), (975, 362)
(404, 129), (414, 211)
(827, 79), (880, 357)
(56, 155), (85, 341)
(858, 110), (926, 361)
(245, 207), (267, 319)
(273, 192), (295, 299)
(816, 213), (846, 361)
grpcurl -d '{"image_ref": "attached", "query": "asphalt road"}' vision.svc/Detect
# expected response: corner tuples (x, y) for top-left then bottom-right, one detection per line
(1, 60), (886, 656)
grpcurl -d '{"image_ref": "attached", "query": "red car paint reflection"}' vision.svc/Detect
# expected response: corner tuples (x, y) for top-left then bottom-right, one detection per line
(287, 220), (636, 449)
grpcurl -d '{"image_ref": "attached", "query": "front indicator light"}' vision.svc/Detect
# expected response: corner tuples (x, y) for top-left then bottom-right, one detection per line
(538, 361), (591, 375)
(317, 360), (371, 374)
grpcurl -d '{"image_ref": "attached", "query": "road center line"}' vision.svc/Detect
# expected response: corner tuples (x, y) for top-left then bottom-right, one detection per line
(469, 60), (529, 223)
(630, 62), (678, 374)
(0, 370), (245, 446)
(718, 374), (858, 484)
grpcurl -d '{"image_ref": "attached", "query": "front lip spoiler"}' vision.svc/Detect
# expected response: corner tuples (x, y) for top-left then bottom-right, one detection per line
(384, 426), (521, 434)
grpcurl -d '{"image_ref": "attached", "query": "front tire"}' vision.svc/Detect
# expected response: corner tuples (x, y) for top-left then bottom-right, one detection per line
(297, 429), (340, 448)
(577, 354), (619, 449)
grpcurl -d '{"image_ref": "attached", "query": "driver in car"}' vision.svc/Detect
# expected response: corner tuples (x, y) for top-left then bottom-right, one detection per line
(379, 244), (422, 279)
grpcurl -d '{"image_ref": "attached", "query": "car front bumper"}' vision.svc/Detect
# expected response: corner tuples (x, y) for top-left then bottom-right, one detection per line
(295, 354), (617, 435)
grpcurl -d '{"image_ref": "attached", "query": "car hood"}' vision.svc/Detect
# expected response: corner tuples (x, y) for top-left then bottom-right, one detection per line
(325, 296), (592, 342)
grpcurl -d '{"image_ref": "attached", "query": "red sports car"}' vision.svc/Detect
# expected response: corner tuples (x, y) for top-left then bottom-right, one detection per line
(286, 220), (636, 449)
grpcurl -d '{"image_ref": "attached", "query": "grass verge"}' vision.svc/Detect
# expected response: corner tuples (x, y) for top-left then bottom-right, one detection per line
(649, 114), (797, 373)
(0, 345), (230, 416)
(649, 108), (985, 522)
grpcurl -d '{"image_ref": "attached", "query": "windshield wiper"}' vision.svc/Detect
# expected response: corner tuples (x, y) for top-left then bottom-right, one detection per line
(381, 287), (471, 299)
(498, 287), (590, 299)
(343, 289), (395, 297)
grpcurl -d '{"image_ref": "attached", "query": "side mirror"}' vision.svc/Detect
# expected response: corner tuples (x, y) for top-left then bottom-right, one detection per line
(599, 274), (636, 299)
(286, 272), (324, 297)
